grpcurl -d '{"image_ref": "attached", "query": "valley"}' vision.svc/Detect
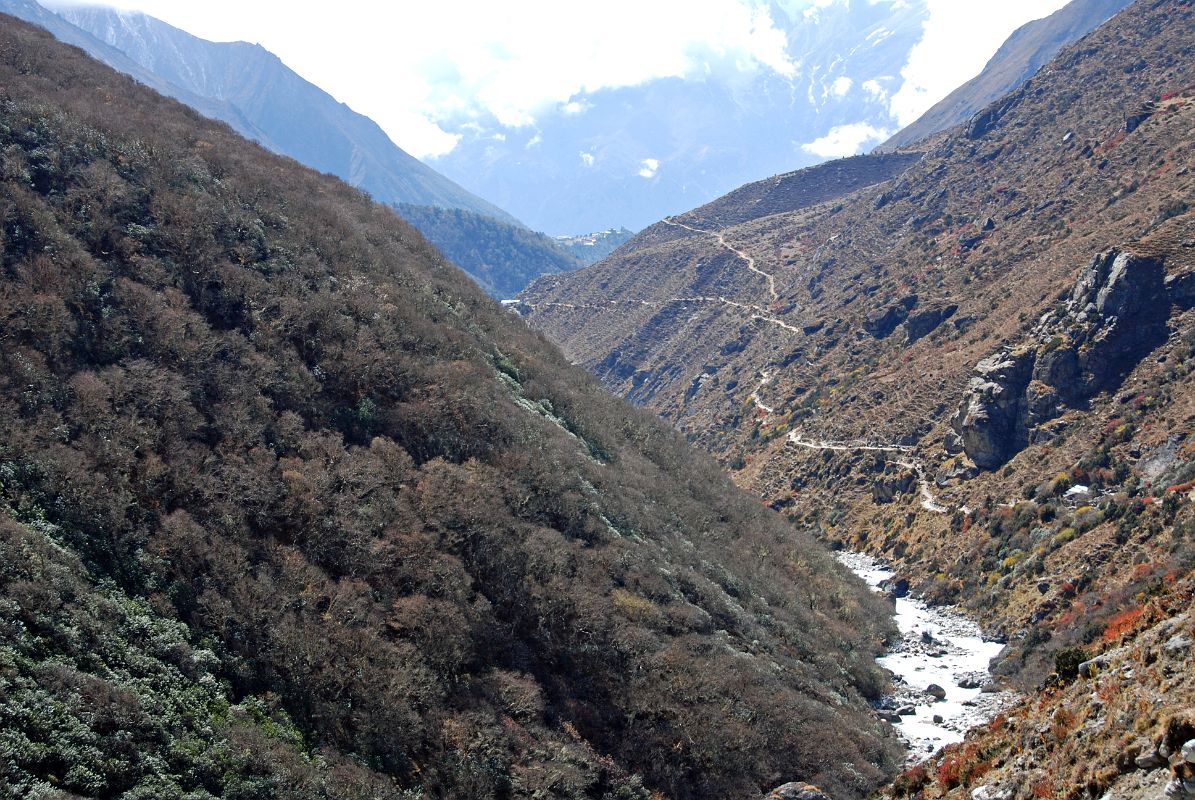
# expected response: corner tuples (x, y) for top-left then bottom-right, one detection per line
(2, 0), (1194, 798)
(522, 0), (1195, 796)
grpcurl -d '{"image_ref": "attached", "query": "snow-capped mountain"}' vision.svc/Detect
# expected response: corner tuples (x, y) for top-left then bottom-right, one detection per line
(427, 0), (930, 233)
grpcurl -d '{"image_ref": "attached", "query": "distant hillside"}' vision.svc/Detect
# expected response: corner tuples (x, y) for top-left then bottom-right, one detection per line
(393, 204), (581, 298)
(556, 228), (636, 266)
(0, 13), (900, 800)
(36, 1), (515, 222)
(881, 0), (1133, 149)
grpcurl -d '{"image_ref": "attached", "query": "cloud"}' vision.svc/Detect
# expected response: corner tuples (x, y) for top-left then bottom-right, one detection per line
(800, 123), (889, 158)
(888, 0), (1070, 126)
(561, 99), (591, 115)
(580, 152), (596, 167)
(637, 158), (660, 178)
(830, 76), (852, 98)
(861, 78), (888, 103)
(66, 0), (803, 157)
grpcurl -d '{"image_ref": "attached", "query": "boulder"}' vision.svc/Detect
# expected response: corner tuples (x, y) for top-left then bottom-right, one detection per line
(971, 785), (1014, 800)
(1078, 653), (1112, 678)
(936, 455), (979, 485)
(764, 782), (834, 800)
(1165, 633), (1193, 656)
(1166, 271), (1195, 310)
(926, 683), (947, 701)
(1136, 747), (1168, 770)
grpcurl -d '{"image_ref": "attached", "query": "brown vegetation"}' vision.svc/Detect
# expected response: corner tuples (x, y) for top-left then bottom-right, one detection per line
(0, 13), (901, 800)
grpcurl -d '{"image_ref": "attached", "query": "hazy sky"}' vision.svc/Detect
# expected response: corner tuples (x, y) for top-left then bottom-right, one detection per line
(47, 0), (1069, 159)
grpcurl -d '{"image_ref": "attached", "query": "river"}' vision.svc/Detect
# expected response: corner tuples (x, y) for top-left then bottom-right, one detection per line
(838, 551), (1019, 759)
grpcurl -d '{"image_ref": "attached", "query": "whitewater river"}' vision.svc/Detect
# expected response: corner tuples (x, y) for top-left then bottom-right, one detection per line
(838, 552), (1019, 759)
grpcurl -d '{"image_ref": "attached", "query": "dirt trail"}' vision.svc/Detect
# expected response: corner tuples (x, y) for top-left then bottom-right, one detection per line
(788, 432), (948, 514)
(523, 295), (802, 334)
(663, 217), (779, 302)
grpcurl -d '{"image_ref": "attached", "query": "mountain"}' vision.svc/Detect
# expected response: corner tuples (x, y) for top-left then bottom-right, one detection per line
(881, 0), (1135, 150)
(0, 12), (903, 800)
(32, 0), (515, 223)
(429, 0), (933, 233)
(392, 204), (582, 299)
(2, 0), (594, 298)
(522, 0), (1195, 794)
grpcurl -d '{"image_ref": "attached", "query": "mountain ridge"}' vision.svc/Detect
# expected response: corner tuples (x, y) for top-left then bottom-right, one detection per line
(40, 0), (517, 223)
(881, 0), (1134, 150)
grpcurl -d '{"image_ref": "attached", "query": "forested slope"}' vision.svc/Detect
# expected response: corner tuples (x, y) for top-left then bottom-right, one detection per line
(393, 203), (581, 299)
(0, 14), (900, 800)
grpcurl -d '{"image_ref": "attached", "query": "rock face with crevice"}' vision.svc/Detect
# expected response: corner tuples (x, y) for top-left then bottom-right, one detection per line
(952, 250), (1173, 469)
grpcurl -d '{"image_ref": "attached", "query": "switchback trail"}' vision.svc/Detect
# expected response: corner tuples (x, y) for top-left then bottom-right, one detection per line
(522, 295), (802, 334)
(663, 216), (779, 302)
(788, 432), (948, 514)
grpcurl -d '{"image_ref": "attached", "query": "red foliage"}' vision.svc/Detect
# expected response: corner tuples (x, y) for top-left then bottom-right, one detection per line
(1103, 605), (1144, 641)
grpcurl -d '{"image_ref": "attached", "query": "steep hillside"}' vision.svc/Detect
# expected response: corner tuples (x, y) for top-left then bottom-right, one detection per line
(3, 0), (594, 297)
(523, 1), (1195, 793)
(393, 204), (581, 299)
(882, 0), (1133, 150)
(0, 13), (904, 800)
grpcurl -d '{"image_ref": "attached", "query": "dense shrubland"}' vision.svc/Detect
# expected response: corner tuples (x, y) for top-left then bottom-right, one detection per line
(0, 17), (899, 799)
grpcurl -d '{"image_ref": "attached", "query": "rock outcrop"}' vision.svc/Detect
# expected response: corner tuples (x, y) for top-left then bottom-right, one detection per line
(905, 303), (958, 343)
(763, 783), (834, 800)
(951, 349), (1036, 470)
(952, 250), (1175, 469)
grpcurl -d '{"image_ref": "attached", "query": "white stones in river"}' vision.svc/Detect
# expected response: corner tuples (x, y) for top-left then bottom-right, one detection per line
(837, 551), (1020, 759)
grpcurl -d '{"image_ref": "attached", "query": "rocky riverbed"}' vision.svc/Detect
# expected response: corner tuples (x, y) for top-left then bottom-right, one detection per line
(838, 551), (1020, 760)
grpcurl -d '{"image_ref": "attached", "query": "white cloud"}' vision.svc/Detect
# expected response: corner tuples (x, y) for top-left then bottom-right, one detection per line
(862, 78), (888, 103)
(580, 152), (596, 167)
(526, 132), (543, 148)
(63, 0), (801, 157)
(637, 158), (660, 178)
(800, 123), (889, 158)
(888, 0), (1070, 126)
(830, 76), (852, 98)
(561, 99), (591, 115)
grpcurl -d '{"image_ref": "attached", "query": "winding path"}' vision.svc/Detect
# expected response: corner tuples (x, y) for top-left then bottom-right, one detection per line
(663, 217), (779, 302)
(787, 432), (948, 514)
(523, 295), (802, 335)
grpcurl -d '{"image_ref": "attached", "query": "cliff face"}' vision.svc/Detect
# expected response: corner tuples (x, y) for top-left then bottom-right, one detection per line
(953, 250), (1177, 470)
